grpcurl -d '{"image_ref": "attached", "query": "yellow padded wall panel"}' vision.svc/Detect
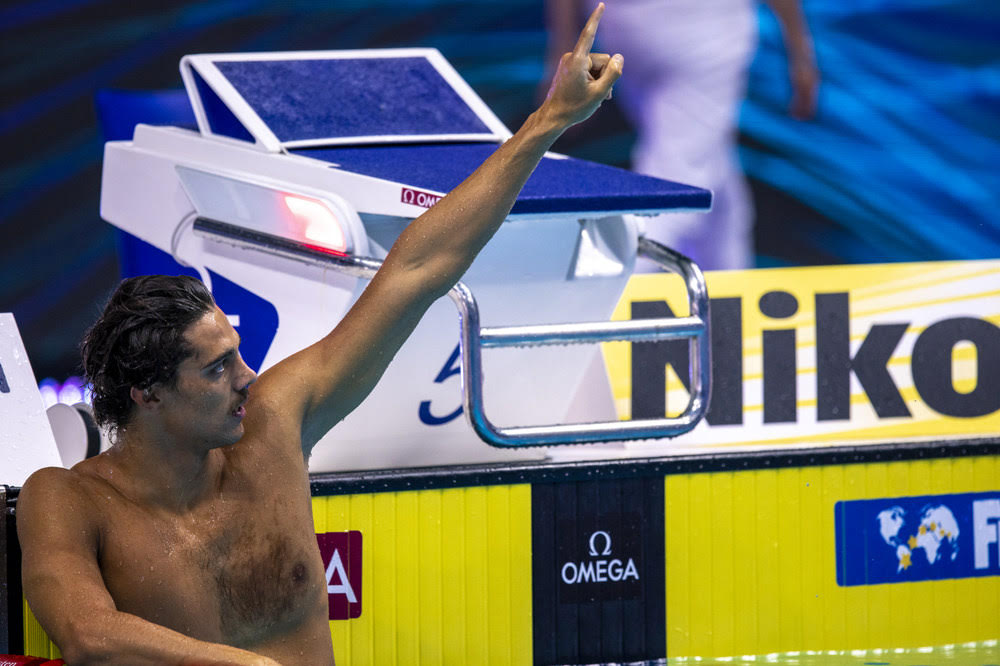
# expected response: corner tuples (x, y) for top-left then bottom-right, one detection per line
(709, 470), (735, 657)
(731, 470), (759, 651)
(755, 469), (781, 651)
(843, 463), (869, 650)
(312, 484), (533, 666)
(817, 464), (845, 650)
(22, 600), (59, 659)
(665, 456), (1000, 659)
(777, 468), (804, 649)
(665, 471), (692, 656)
(799, 465), (823, 649)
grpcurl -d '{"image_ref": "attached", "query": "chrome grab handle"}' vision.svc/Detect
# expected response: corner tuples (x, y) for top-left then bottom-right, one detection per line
(193, 220), (711, 447)
(455, 236), (710, 447)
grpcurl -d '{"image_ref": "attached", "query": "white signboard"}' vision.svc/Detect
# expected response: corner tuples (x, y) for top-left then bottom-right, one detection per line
(0, 313), (63, 485)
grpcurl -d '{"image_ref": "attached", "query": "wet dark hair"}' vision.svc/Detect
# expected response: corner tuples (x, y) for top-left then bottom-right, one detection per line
(81, 274), (216, 434)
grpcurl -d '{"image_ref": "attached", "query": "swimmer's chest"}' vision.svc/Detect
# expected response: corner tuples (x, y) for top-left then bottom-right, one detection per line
(98, 493), (325, 644)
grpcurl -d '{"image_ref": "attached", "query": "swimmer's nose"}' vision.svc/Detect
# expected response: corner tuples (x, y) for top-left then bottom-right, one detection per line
(235, 353), (258, 393)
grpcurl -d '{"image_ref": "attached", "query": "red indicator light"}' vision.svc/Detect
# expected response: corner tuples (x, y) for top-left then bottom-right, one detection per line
(283, 194), (347, 253)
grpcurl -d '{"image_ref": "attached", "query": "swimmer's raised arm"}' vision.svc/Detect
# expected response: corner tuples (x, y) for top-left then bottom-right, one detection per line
(17, 468), (281, 666)
(251, 3), (622, 455)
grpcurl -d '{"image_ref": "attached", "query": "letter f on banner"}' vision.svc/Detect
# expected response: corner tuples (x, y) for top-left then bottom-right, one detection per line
(974, 499), (1000, 570)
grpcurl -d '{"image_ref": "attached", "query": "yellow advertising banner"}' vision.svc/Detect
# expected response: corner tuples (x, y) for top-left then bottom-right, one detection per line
(602, 260), (1000, 451)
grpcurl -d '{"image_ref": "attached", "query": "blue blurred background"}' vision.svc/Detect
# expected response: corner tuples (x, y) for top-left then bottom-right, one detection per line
(1, 0), (998, 383)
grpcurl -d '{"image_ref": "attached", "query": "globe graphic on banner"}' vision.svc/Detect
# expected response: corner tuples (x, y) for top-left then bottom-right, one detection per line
(877, 505), (960, 573)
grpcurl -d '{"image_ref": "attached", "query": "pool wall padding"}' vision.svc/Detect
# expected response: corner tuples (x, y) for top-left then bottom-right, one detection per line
(14, 448), (1000, 663)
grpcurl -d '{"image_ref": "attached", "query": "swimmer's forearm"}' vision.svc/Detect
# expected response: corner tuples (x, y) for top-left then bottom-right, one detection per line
(370, 4), (619, 300)
(379, 72), (621, 304)
(57, 609), (279, 666)
(374, 107), (565, 298)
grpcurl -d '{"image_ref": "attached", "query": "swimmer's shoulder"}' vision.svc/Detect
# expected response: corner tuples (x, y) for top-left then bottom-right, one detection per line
(20, 464), (94, 509)
(20, 456), (121, 524)
(17, 467), (106, 551)
(20, 465), (85, 501)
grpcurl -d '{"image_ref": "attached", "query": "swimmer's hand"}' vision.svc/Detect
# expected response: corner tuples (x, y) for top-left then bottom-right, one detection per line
(540, 2), (622, 129)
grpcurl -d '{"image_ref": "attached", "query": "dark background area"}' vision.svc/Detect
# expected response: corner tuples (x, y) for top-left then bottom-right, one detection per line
(2, 0), (998, 382)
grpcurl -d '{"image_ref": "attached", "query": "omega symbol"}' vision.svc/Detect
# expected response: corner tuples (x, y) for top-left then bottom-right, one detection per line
(588, 530), (612, 556)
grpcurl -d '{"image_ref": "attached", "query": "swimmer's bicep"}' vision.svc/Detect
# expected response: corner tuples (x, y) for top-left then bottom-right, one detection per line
(17, 469), (117, 649)
(257, 270), (434, 452)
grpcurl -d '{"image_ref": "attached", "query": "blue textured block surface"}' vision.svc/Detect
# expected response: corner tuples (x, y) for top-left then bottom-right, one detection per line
(295, 143), (712, 215)
(214, 57), (491, 142)
(193, 69), (255, 143)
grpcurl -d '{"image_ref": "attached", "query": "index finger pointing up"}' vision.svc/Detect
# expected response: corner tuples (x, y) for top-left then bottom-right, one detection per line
(573, 2), (605, 57)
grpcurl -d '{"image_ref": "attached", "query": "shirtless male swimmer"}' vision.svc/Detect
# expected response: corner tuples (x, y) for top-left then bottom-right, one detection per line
(16, 6), (621, 665)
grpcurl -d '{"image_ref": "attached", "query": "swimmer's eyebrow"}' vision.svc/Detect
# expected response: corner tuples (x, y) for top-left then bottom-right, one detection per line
(202, 349), (234, 370)
(202, 335), (242, 370)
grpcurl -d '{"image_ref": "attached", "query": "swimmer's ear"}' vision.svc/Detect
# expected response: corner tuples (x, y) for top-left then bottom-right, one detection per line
(130, 385), (161, 410)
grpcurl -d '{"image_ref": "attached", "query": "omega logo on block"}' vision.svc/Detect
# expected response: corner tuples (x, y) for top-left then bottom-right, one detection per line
(555, 513), (645, 605)
(560, 530), (640, 586)
(401, 186), (442, 209)
(531, 479), (666, 664)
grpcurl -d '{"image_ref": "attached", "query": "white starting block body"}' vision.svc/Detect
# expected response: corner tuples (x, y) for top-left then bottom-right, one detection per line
(0, 314), (65, 485)
(100, 50), (712, 471)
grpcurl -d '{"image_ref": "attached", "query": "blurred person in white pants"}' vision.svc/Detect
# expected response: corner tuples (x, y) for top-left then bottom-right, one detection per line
(547, 0), (819, 270)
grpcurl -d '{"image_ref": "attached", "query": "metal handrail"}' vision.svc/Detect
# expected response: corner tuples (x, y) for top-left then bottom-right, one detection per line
(454, 236), (710, 446)
(193, 219), (711, 447)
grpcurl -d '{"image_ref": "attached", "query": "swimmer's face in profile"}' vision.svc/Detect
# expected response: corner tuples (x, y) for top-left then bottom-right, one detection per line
(153, 306), (257, 448)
